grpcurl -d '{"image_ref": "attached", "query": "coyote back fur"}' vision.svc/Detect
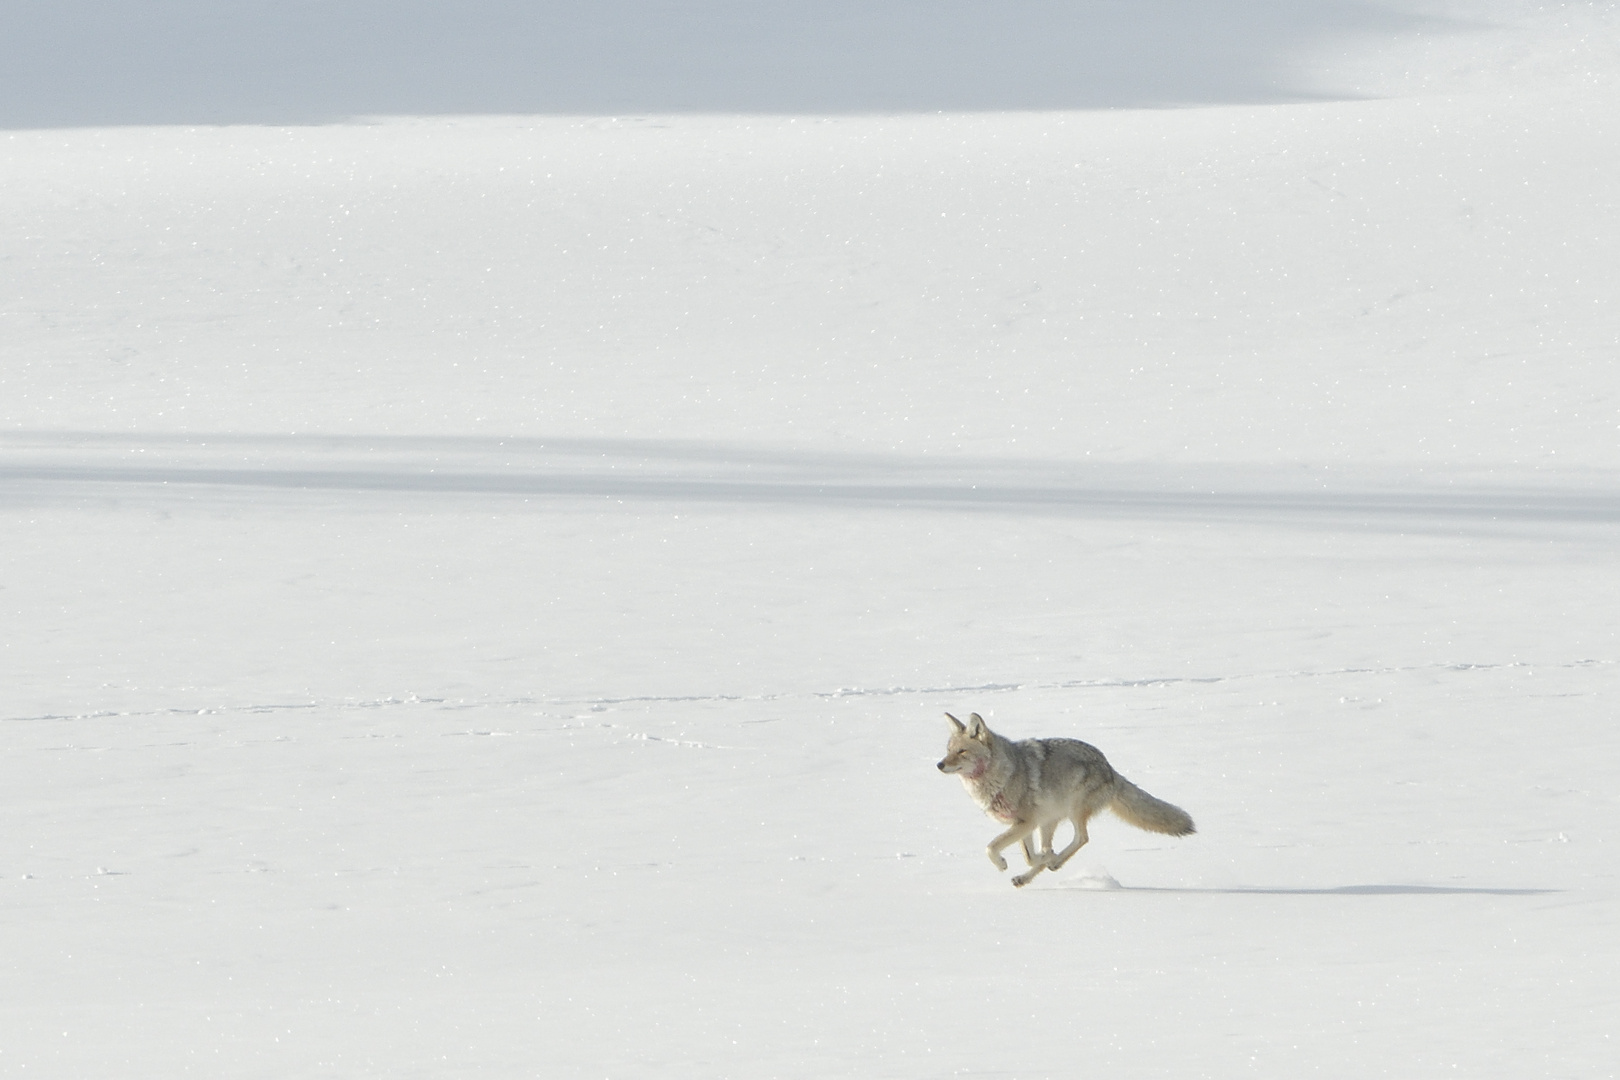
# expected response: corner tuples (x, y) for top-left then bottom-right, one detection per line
(937, 712), (1194, 887)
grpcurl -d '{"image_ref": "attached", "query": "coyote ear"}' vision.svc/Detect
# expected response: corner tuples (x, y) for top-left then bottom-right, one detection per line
(945, 712), (966, 733)
(966, 713), (989, 741)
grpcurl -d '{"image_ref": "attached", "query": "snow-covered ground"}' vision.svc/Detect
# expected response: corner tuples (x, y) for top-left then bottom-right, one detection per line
(3, 2), (1618, 1075)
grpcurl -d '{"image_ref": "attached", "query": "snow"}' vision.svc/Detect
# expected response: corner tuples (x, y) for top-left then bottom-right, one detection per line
(0, 1), (1483, 125)
(3, 1), (1618, 1075)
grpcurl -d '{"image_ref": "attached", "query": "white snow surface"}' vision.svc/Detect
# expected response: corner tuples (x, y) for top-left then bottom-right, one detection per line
(3, 2), (1619, 1075)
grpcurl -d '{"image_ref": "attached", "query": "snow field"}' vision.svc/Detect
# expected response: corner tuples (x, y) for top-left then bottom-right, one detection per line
(6, 481), (1617, 1075)
(4, 2), (1620, 1075)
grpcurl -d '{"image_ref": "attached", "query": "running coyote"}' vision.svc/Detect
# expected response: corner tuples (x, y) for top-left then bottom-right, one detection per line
(937, 712), (1194, 887)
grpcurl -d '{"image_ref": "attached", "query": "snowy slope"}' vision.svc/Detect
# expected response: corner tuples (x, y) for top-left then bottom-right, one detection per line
(3, 2), (1619, 1076)
(0, 0), (1485, 125)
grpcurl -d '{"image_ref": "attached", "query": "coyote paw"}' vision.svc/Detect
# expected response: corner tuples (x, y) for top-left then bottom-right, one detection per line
(1011, 870), (1039, 888)
(988, 850), (1008, 872)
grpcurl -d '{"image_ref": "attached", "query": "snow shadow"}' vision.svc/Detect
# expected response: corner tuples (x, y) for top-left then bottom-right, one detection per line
(4, 432), (1618, 529)
(1120, 884), (1559, 896)
(1, 1), (1457, 128)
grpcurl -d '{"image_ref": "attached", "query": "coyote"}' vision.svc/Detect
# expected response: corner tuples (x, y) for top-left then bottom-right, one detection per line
(937, 712), (1194, 887)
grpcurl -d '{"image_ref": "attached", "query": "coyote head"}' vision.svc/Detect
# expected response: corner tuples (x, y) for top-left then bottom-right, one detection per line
(937, 712), (993, 778)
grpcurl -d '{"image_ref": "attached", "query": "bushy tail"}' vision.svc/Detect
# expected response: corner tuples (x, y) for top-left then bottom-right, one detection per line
(1110, 778), (1196, 836)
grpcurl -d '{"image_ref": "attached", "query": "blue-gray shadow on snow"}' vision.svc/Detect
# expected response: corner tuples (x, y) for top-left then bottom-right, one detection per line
(6, 464), (1620, 526)
(1117, 884), (1559, 895)
(0, 1), (1462, 129)
(3, 432), (1618, 530)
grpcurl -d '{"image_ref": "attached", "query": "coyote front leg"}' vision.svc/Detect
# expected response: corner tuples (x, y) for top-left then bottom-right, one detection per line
(986, 820), (1039, 873)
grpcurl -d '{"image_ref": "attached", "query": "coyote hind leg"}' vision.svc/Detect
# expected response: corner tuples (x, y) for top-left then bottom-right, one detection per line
(1043, 811), (1093, 872)
(1037, 821), (1058, 866)
(1011, 821), (1061, 888)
